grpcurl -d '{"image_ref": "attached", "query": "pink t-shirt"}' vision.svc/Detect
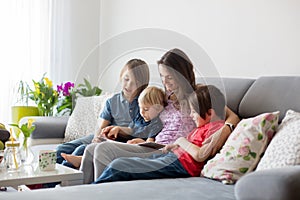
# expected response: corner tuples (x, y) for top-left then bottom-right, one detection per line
(155, 99), (196, 145)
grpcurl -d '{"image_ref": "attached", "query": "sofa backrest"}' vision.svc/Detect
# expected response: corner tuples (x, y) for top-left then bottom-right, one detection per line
(197, 77), (255, 115)
(198, 76), (300, 122)
(239, 76), (300, 121)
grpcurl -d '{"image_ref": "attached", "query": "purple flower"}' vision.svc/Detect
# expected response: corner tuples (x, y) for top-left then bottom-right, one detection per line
(63, 82), (74, 96)
(57, 84), (63, 93)
(57, 82), (74, 96)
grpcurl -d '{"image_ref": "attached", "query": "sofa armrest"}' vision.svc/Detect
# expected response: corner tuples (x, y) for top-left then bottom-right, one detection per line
(235, 166), (300, 200)
(19, 116), (69, 146)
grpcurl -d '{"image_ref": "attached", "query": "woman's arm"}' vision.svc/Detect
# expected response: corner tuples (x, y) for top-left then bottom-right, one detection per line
(173, 137), (212, 162)
(203, 106), (240, 155)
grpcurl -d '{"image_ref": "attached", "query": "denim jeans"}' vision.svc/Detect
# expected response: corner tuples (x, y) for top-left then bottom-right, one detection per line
(56, 134), (94, 168)
(93, 152), (190, 183)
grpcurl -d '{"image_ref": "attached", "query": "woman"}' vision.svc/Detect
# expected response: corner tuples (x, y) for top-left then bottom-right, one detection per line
(80, 48), (240, 184)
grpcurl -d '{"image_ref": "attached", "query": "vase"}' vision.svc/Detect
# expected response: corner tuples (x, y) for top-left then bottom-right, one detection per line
(20, 136), (34, 166)
(11, 106), (39, 137)
(38, 106), (54, 116)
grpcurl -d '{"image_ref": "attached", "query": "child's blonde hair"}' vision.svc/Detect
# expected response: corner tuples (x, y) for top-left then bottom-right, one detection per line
(120, 59), (150, 97)
(138, 86), (167, 108)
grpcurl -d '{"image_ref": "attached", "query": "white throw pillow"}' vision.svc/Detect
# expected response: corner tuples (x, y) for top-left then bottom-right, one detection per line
(64, 93), (112, 142)
(256, 109), (300, 170)
(201, 111), (279, 183)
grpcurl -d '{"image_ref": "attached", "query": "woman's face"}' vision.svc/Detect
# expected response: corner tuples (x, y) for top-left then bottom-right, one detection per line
(158, 64), (179, 93)
(121, 69), (138, 100)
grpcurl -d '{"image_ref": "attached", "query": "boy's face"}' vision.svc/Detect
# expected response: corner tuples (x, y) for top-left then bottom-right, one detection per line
(139, 102), (161, 122)
(190, 107), (206, 127)
(121, 69), (138, 99)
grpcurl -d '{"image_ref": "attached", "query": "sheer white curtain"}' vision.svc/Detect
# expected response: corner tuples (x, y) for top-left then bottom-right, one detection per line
(49, 0), (72, 84)
(0, 0), (51, 123)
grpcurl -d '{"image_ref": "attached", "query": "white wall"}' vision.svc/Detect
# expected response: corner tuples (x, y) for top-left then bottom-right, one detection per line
(52, 0), (100, 86)
(95, 0), (300, 91)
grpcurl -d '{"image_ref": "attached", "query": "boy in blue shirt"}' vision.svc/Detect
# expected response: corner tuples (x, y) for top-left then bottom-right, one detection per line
(57, 59), (150, 168)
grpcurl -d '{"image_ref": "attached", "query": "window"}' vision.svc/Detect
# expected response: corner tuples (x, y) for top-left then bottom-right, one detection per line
(0, 0), (51, 123)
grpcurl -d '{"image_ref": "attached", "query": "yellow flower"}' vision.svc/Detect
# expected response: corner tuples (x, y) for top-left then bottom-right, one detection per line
(9, 118), (36, 138)
(30, 74), (58, 116)
(27, 118), (35, 129)
(34, 83), (40, 94)
(44, 77), (53, 87)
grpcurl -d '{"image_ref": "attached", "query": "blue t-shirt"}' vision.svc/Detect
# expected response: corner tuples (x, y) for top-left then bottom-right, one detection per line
(129, 114), (163, 140)
(100, 92), (139, 127)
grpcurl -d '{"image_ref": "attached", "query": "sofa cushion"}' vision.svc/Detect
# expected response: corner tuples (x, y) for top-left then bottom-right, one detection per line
(201, 111), (279, 183)
(64, 94), (111, 142)
(256, 109), (300, 170)
(0, 177), (235, 200)
(239, 76), (300, 121)
(235, 166), (300, 200)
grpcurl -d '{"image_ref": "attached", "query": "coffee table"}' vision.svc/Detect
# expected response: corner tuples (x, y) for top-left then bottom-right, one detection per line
(0, 164), (83, 189)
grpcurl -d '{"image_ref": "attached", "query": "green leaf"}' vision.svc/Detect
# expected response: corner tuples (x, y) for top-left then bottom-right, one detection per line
(239, 168), (248, 173)
(84, 78), (92, 90)
(257, 133), (263, 140)
(261, 119), (266, 127)
(75, 78), (102, 97)
(243, 155), (250, 161)
(250, 152), (257, 159)
(9, 124), (19, 128)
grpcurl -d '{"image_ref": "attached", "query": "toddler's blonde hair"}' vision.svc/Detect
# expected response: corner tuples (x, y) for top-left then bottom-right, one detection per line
(138, 86), (167, 108)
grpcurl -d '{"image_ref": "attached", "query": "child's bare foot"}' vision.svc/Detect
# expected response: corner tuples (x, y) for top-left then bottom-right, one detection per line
(61, 153), (82, 168)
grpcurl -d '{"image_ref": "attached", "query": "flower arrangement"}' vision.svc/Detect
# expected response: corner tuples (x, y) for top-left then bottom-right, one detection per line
(56, 78), (102, 116)
(9, 119), (36, 164)
(56, 81), (75, 116)
(9, 119), (36, 141)
(14, 74), (102, 117)
(30, 74), (58, 116)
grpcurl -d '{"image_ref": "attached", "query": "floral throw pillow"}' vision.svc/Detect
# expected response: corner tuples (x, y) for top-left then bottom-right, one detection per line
(64, 93), (113, 142)
(201, 111), (279, 184)
(256, 110), (300, 170)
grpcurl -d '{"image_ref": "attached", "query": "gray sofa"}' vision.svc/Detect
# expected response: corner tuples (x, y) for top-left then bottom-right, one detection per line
(1, 76), (300, 200)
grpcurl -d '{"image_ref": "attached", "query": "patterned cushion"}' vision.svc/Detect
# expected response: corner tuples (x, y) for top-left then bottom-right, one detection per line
(64, 94), (112, 142)
(256, 110), (300, 170)
(201, 111), (279, 183)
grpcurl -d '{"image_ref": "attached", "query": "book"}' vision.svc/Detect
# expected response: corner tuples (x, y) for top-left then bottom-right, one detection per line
(138, 142), (165, 149)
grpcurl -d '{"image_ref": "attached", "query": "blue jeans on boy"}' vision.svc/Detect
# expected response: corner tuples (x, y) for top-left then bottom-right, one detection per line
(56, 134), (94, 168)
(93, 152), (190, 184)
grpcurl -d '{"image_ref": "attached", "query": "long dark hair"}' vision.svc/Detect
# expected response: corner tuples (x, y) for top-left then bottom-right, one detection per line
(157, 48), (196, 110)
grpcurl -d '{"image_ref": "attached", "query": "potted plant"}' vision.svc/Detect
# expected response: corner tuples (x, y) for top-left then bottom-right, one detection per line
(11, 80), (39, 138)
(29, 74), (59, 116)
(56, 78), (102, 116)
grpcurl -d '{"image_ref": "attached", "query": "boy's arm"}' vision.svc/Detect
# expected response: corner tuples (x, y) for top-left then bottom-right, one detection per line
(92, 119), (111, 142)
(203, 106), (240, 155)
(106, 126), (133, 140)
(174, 137), (212, 162)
